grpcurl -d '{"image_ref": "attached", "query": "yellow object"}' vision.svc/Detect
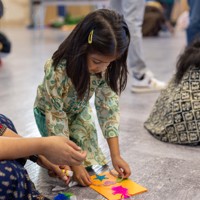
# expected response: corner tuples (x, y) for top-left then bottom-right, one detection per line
(62, 169), (73, 177)
(88, 30), (94, 44)
(90, 171), (147, 200)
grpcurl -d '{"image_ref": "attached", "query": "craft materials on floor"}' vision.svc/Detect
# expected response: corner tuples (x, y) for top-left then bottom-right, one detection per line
(89, 170), (147, 200)
(54, 192), (77, 200)
(62, 169), (73, 177)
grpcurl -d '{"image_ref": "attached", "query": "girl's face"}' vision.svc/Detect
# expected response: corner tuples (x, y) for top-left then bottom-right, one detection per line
(87, 53), (116, 74)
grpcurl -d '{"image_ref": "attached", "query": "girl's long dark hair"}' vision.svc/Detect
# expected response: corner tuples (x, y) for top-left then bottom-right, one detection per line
(52, 9), (130, 99)
(175, 40), (200, 83)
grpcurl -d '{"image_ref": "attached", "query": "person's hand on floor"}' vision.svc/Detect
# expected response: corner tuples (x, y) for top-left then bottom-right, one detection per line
(71, 165), (92, 186)
(112, 155), (131, 179)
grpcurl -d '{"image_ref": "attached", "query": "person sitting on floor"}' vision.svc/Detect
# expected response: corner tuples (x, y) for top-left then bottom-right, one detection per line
(142, 0), (174, 37)
(0, 113), (87, 199)
(144, 40), (200, 145)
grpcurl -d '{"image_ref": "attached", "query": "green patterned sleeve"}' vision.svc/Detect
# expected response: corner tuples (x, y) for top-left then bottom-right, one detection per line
(43, 60), (70, 137)
(95, 79), (120, 139)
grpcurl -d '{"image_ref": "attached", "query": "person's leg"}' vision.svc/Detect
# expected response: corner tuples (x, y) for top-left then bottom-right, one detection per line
(0, 160), (49, 199)
(58, 5), (66, 18)
(68, 105), (107, 167)
(50, 5), (67, 28)
(110, 0), (123, 14)
(187, 0), (200, 45)
(164, 2), (174, 22)
(28, 0), (41, 29)
(122, 0), (147, 78)
(110, 0), (166, 93)
(110, 0), (146, 77)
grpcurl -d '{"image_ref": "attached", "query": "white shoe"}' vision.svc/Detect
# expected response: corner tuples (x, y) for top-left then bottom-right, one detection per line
(131, 75), (166, 93)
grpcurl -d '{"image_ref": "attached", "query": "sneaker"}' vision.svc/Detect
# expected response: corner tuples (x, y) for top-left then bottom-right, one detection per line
(131, 75), (166, 93)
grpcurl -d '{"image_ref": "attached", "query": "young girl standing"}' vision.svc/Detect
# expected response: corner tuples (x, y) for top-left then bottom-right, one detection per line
(34, 9), (131, 186)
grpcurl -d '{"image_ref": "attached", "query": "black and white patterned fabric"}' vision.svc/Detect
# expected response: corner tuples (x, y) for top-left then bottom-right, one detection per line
(144, 66), (200, 145)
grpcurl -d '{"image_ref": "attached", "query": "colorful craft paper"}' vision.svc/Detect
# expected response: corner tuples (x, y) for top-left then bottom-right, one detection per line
(90, 171), (147, 200)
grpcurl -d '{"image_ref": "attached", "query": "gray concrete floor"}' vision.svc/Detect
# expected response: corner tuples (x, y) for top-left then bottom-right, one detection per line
(1, 27), (200, 200)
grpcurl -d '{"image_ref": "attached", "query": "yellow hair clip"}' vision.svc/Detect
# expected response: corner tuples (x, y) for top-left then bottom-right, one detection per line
(88, 30), (94, 44)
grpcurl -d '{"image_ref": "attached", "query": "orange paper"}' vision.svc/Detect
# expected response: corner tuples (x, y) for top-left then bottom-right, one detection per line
(89, 171), (147, 200)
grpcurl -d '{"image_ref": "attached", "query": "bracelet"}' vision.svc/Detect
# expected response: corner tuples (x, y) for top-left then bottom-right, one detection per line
(29, 155), (39, 163)
(0, 124), (7, 136)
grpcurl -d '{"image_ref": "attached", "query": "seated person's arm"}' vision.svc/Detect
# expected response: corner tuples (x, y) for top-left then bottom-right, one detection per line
(0, 124), (45, 160)
(0, 124), (86, 166)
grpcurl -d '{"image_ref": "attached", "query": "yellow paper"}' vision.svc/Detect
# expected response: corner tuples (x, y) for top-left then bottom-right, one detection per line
(89, 171), (147, 200)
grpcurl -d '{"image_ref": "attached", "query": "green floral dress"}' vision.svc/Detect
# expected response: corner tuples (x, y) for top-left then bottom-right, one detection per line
(144, 66), (200, 145)
(34, 59), (119, 167)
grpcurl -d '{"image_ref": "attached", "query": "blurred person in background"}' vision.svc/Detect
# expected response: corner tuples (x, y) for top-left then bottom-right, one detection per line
(110, 0), (166, 93)
(186, 0), (200, 45)
(143, 0), (175, 37)
(0, 0), (11, 66)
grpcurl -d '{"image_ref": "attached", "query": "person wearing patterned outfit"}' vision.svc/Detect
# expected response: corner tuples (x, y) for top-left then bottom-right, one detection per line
(34, 9), (131, 186)
(0, 1), (86, 199)
(0, 114), (48, 200)
(144, 40), (200, 145)
(0, 114), (86, 200)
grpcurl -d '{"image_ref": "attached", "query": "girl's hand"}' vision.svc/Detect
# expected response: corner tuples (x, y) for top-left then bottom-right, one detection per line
(37, 155), (70, 184)
(71, 165), (92, 186)
(111, 155), (131, 179)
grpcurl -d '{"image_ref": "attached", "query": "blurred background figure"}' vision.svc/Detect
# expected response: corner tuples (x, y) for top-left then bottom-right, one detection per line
(186, 0), (200, 45)
(110, 0), (166, 93)
(49, 5), (67, 28)
(0, 32), (11, 66)
(29, 1), (83, 29)
(159, 0), (175, 25)
(28, 0), (40, 28)
(142, 0), (175, 37)
(0, 0), (11, 66)
(176, 10), (189, 31)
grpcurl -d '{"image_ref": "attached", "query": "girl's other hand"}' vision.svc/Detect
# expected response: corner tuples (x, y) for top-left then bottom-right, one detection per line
(112, 155), (131, 179)
(37, 155), (70, 184)
(71, 165), (92, 186)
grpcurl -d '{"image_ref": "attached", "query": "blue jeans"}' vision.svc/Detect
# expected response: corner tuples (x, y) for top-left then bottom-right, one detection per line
(187, 0), (200, 45)
(110, 0), (146, 77)
(58, 6), (66, 17)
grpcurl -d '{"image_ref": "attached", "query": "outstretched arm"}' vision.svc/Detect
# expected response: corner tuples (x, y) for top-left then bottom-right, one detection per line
(0, 125), (86, 166)
(95, 79), (131, 178)
(107, 137), (131, 178)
